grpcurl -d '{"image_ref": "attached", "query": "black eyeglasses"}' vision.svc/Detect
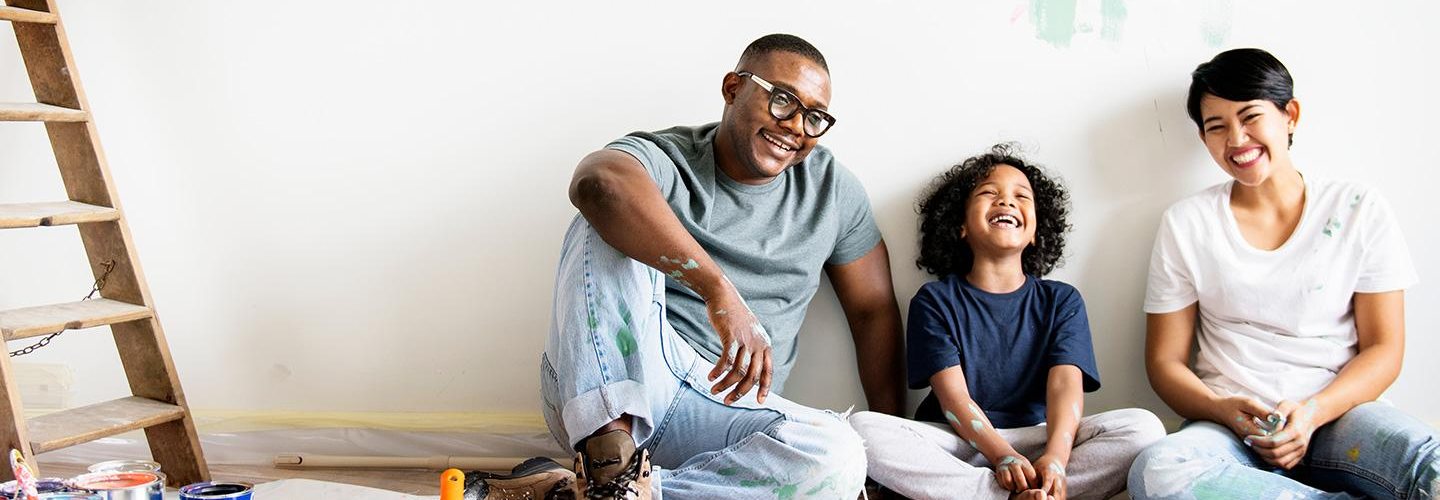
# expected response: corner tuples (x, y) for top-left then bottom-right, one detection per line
(737, 72), (836, 138)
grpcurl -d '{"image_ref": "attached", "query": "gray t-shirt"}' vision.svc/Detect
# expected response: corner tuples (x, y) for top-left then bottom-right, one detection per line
(607, 123), (882, 392)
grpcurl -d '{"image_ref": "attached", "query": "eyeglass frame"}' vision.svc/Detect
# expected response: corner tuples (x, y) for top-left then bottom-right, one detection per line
(735, 71), (837, 138)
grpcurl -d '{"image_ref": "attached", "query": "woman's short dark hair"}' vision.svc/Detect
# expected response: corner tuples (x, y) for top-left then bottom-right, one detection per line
(1187, 48), (1296, 145)
(916, 143), (1071, 278)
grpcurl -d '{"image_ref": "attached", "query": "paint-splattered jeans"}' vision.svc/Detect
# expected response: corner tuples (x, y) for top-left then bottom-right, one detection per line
(539, 215), (867, 499)
(1128, 402), (1440, 499)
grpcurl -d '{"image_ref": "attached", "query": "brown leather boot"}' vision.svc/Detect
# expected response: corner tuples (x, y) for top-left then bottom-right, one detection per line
(572, 429), (653, 499)
(465, 457), (576, 500)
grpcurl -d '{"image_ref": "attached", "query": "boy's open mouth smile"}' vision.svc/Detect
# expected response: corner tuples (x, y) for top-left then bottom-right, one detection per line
(988, 213), (1022, 229)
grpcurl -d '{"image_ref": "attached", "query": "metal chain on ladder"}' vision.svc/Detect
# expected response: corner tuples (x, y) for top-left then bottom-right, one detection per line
(8, 260), (116, 357)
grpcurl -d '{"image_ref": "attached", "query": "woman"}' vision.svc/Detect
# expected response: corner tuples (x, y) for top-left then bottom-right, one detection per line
(1128, 48), (1437, 499)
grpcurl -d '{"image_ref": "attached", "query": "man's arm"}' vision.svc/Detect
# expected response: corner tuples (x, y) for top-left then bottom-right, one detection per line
(571, 150), (772, 403)
(825, 240), (905, 415)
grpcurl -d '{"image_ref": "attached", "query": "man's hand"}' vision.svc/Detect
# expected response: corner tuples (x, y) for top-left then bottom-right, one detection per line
(1033, 454), (1068, 500)
(704, 284), (773, 405)
(1246, 399), (1322, 469)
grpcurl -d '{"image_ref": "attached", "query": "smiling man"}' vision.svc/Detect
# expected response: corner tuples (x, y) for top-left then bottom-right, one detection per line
(469, 34), (905, 499)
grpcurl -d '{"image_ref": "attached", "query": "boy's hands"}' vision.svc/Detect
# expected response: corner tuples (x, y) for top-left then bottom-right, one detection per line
(1033, 454), (1068, 500)
(992, 453), (1037, 493)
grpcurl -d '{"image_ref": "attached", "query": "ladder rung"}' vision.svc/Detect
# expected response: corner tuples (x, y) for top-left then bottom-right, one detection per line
(0, 201), (119, 229)
(0, 103), (87, 122)
(26, 396), (186, 454)
(0, 6), (57, 24)
(0, 299), (153, 340)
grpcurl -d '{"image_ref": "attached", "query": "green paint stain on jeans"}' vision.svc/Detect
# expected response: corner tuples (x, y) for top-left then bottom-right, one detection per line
(1031, 0), (1078, 47)
(587, 313), (598, 331)
(615, 301), (637, 357)
(804, 475), (838, 495)
(717, 467), (739, 476)
(775, 484), (798, 499)
(740, 478), (778, 488)
(1100, 0), (1127, 41)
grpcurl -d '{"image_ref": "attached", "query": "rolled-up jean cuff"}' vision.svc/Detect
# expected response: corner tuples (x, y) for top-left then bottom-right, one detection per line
(562, 379), (653, 450)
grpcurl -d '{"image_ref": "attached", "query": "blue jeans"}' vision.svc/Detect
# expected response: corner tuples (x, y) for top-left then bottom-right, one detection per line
(539, 215), (867, 499)
(1128, 402), (1440, 499)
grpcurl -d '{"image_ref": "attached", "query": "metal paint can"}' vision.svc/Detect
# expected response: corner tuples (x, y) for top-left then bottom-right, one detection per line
(67, 471), (164, 500)
(179, 482), (254, 500)
(85, 461), (161, 474)
(1, 478), (71, 498)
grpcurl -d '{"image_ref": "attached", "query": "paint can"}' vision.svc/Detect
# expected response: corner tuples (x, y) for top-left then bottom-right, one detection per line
(35, 494), (104, 500)
(85, 461), (161, 474)
(0, 478), (70, 498)
(67, 471), (164, 500)
(179, 482), (254, 500)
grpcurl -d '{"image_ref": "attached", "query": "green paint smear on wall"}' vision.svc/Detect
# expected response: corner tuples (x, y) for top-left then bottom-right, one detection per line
(1200, 0), (1234, 48)
(1101, 0), (1127, 42)
(1031, 0), (1078, 47)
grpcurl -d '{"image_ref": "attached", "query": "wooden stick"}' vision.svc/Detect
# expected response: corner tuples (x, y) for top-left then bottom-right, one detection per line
(273, 454), (569, 472)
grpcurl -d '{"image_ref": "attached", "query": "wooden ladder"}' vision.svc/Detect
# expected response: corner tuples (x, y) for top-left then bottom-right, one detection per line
(0, 0), (208, 485)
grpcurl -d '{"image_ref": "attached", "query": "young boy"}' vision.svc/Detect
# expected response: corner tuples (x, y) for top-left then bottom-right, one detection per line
(849, 144), (1164, 500)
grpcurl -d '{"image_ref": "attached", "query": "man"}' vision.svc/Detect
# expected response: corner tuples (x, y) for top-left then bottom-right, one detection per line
(473, 34), (904, 499)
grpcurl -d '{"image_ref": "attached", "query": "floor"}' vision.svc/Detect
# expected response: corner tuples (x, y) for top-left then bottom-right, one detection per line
(37, 461), (443, 496)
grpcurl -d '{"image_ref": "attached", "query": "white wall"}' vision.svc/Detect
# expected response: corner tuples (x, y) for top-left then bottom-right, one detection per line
(2, 1), (1436, 428)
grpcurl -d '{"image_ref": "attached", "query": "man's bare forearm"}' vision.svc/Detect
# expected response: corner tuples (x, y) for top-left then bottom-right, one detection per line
(570, 150), (725, 297)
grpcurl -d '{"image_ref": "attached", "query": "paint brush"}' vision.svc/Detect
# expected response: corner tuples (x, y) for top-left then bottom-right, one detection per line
(8, 450), (38, 499)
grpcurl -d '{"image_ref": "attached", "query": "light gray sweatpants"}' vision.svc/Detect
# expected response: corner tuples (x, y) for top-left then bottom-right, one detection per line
(850, 408), (1166, 500)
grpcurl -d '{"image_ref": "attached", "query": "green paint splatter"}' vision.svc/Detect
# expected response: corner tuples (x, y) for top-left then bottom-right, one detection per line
(1100, 0), (1127, 42)
(971, 419), (984, 432)
(1031, 0), (1078, 47)
(682, 259), (699, 270)
(717, 467), (739, 476)
(669, 270), (684, 279)
(945, 410), (961, 425)
(740, 478), (778, 488)
(999, 456), (1021, 466)
(1199, 0), (1234, 48)
(775, 484), (798, 499)
(587, 313), (598, 331)
(804, 475), (838, 495)
(968, 439), (978, 448)
(615, 301), (637, 357)
(1192, 472), (1272, 500)
(1350, 194), (1362, 208)
(1324, 217), (1342, 237)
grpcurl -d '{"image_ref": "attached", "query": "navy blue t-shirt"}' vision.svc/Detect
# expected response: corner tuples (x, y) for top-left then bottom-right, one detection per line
(909, 275), (1100, 429)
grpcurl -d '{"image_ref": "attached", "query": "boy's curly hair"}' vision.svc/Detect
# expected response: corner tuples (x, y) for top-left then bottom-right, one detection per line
(916, 143), (1072, 278)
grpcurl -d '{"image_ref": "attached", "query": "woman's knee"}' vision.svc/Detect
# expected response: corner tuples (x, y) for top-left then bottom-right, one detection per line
(1126, 431), (1229, 500)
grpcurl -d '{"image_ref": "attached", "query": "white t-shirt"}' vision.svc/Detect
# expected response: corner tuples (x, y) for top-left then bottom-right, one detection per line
(1144, 177), (1418, 406)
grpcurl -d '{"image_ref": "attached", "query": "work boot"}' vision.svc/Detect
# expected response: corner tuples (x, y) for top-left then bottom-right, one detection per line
(573, 429), (653, 499)
(465, 457), (576, 500)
